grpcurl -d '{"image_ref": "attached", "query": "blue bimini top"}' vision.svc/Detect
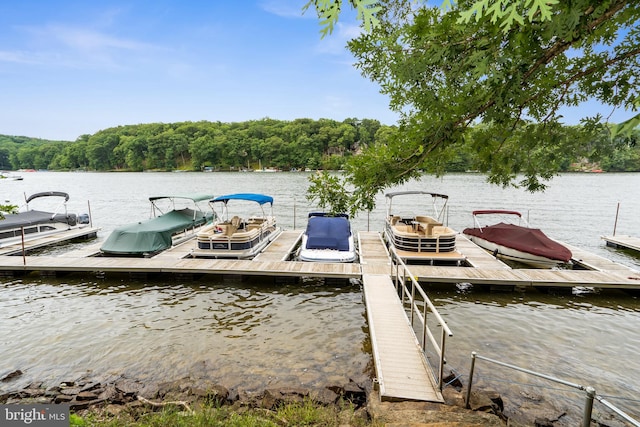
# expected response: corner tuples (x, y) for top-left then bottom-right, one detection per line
(211, 193), (274, 205)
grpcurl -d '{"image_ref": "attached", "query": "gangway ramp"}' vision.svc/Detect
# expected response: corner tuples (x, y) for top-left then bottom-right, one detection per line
(363, 273), (443, 403)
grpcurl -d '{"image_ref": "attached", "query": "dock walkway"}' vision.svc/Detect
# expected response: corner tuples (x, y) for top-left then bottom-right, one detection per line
(358, 231), (444, 402)
(363, 273), (443, 402)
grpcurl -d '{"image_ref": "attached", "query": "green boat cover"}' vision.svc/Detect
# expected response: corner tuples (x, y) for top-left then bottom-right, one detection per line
(101, 208), (213, 255)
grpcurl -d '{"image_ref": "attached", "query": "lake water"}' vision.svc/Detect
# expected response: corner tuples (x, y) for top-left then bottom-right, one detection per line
(1, 171), (639, 423)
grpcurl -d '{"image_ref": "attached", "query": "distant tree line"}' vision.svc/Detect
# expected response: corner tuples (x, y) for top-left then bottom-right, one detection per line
(0, 118), (639, 172)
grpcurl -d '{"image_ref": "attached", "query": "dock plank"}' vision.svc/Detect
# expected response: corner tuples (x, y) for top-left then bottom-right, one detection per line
(455, 234), (511, 269)
(253, 230), (302, 262)
(564, 241), (639, 272)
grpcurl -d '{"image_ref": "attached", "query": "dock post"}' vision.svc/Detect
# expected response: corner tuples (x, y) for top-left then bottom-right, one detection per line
(21, 226), (26, 265)
(582, 386), (595, 427)
(465, 352), (477, 409)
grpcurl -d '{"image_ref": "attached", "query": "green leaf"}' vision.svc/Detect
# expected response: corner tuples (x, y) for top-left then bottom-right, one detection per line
(610, 113), (640, 140)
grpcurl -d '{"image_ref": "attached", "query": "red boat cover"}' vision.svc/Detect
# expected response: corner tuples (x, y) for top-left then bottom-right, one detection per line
(463, 223), (572, 262)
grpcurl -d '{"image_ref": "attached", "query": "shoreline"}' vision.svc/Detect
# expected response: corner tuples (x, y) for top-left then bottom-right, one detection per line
(0, 377), (506, 426)
(1, 370), (575, 426)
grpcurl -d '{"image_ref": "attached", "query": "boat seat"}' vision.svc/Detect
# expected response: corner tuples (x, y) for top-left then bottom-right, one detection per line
(226, 216), (241, 235)
(425, 222), (442, 234)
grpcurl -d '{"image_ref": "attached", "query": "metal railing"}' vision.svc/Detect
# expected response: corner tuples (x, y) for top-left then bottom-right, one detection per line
(389, 252), (453, 390)
(466, 352), (640, 427)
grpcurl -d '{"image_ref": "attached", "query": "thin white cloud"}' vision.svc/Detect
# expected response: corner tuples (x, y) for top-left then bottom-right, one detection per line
(1, 24), (164, 69)
(24, 24), (157, 52)
(314, 22), (362, 55)
(0, 50), (36, 64)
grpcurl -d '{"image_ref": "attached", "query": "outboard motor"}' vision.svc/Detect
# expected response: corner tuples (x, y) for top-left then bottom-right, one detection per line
(77, 213), (90, 225)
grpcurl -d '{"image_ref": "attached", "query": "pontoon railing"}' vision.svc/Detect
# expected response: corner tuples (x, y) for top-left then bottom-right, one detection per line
(389, 251), (453, 390)
(466, 352), (640, 427)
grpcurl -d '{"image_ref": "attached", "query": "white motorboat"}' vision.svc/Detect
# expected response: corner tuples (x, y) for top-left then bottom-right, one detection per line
(463, 210), (572, 268)
(297, 213), (357, 263)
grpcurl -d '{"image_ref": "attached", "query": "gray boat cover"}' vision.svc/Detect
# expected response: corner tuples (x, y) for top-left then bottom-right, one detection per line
(0, 210), (77, 230)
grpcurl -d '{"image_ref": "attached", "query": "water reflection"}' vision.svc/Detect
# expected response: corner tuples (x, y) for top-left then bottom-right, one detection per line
(426, 287), (640, 422)
(0, 276), (370, 394)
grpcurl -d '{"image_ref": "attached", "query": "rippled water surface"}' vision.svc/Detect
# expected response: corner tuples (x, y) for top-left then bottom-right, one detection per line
(1, 172), (639, 423)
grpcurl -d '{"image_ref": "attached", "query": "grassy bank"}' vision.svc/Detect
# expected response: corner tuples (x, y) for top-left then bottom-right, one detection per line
(70, 397), (377, 427)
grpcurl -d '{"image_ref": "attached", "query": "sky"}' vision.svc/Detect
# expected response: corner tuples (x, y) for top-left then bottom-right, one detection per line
(0, 0), (400, 141)
(0, 1), (633, 142)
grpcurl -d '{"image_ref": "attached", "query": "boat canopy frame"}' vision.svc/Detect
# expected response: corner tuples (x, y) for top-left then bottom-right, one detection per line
(148, 194), (214, 220)
(471, 209), (528, 232)
(385, 191), (450, 223)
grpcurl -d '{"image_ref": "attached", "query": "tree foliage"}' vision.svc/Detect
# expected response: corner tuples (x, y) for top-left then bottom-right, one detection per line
(337, 0), (640, 211)
(304, 0), (381, 37)
(306, 171), (354, 216)
(0, 118), (383, 172)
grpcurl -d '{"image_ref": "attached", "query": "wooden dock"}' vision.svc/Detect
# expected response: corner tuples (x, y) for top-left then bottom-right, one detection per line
(0, 230), (637, 288)
(601, 234), (640, 254)
(0, 227), (100, 256)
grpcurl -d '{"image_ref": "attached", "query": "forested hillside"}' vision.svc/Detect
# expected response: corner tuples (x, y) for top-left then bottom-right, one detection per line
(0, 118), (384, 172)
(1, 118), (639, 172)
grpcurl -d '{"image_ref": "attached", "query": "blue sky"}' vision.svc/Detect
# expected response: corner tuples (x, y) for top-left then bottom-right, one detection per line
(0, 0), (398, 141)
(0, 1), (633, 142)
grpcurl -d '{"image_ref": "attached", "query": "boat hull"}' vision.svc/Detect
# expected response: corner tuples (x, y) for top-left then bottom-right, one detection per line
(298, 235), (357, 263)
(463, 222), (572, 268)
(194, 223), (281, 259)
(465, 235), (568, 268)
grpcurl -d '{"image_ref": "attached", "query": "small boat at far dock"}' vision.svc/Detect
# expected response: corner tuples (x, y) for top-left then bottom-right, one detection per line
(193, 193), (281, 259)
(100, 194), (214, 257)
(463, 210), (572, 268)
(297, 213), (357, 263)
(383, 191), (464, 265)
(0, 191), (91, 248)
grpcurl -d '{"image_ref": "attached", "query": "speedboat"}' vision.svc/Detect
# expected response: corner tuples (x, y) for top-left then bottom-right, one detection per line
(383, 191), (465, 265)
(100, 194), (214, 257)
(0, 191), (91, 248)
(193, 193), (281, 259)
(462, 210), (572, 268)
(297, 213), (357, 263)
